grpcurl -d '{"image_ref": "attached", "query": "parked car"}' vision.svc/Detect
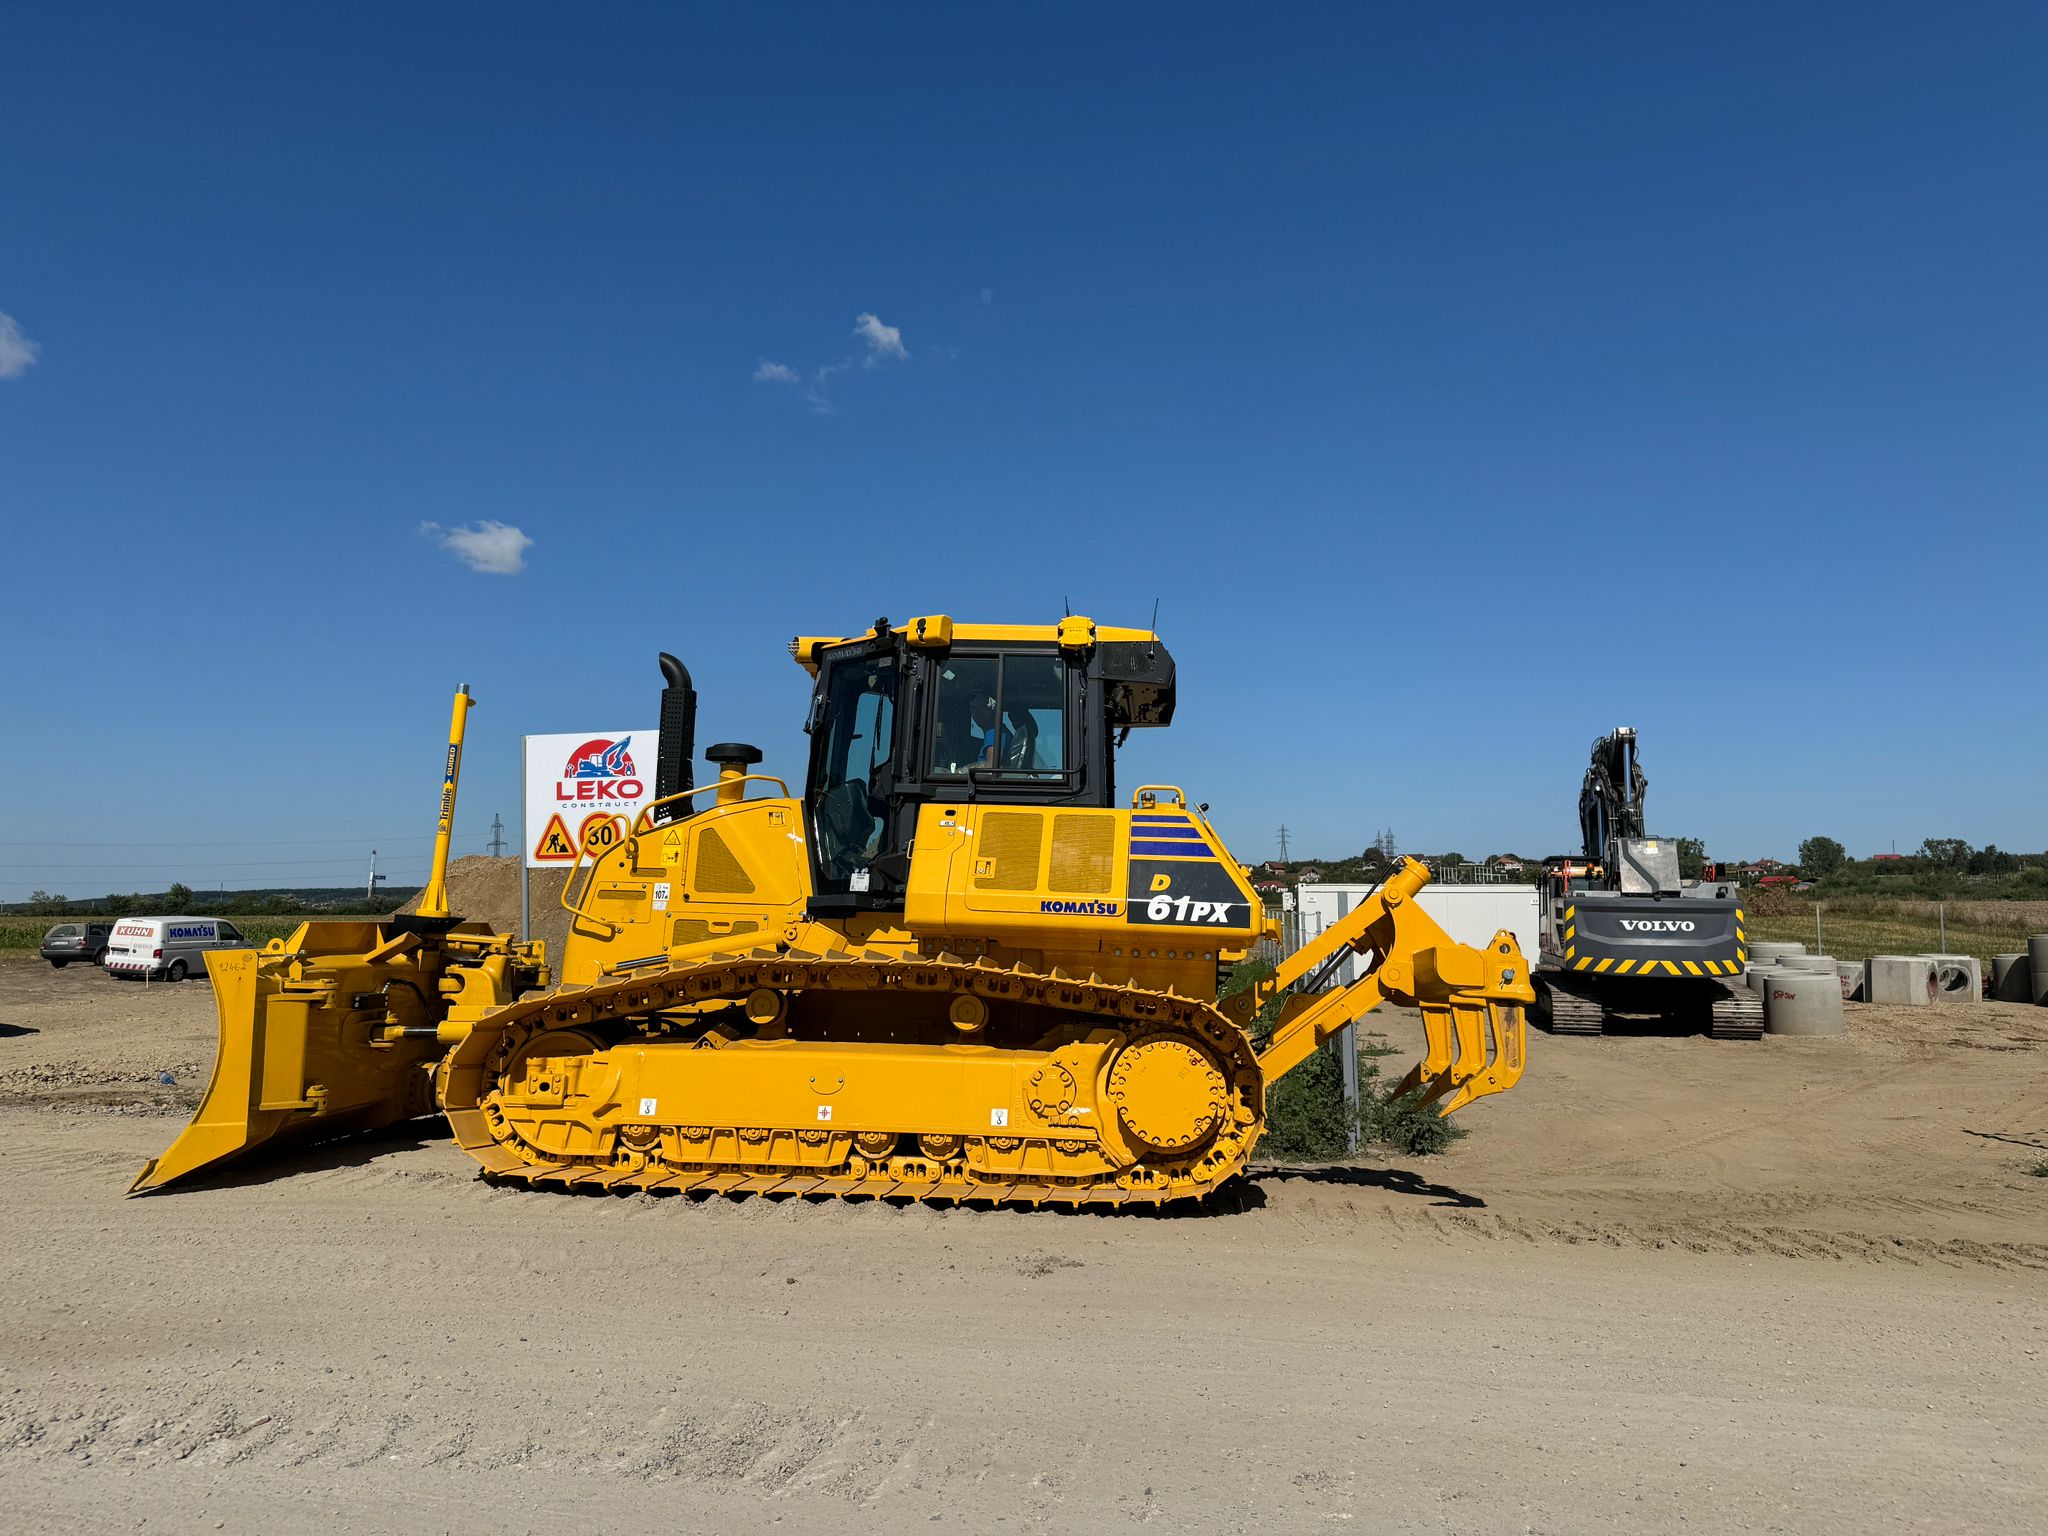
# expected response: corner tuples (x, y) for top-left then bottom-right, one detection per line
(39, 921), (115, 968)
(101, 916), (254, 982)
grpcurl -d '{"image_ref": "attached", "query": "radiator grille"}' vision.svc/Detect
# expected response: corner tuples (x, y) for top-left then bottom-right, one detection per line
(693, 828), (757, 894)
(975, 812), (1044, 891)
(1049, 814), (1115, 893)
(670, 917), (759, 948)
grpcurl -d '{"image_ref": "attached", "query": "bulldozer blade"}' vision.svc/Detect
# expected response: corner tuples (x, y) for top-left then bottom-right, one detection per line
(130, 935), (444, 1194)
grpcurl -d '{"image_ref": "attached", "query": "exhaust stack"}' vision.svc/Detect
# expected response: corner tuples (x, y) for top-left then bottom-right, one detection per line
(653, 653), (697, 825)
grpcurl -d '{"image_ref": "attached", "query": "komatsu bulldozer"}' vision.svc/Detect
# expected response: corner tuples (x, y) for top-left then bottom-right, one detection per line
(134, 616), (1533, 1207)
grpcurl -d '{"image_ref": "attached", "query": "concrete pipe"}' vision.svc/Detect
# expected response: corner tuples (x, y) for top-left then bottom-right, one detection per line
(1763, 969), (1845, 1037)
(2030, 936), (2048, 1007)
(1834, 961), (1864, 1002)
(1746, 966), (1783, 995)
(1991, 953), (2031, 1003)
(1782, 953), (1836, 974)
(1750, 941), (1807, 962)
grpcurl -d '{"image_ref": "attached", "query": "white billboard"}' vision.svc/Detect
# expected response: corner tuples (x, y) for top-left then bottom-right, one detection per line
(523, 729), (659, 868)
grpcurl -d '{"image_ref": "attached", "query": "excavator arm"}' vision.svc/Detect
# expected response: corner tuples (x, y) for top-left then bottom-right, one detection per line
(1249, 859), (1531, 1115)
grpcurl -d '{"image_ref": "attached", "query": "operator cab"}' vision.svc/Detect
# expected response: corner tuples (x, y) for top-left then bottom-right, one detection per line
(795, 616), (1174, 915)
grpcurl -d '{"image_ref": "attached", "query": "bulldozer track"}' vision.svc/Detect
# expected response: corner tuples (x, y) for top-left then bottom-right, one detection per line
(442, 947), (1267, 1208)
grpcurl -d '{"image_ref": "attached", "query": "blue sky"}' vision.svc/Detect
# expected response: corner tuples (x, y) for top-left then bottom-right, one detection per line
(3, 3), (2044, 900)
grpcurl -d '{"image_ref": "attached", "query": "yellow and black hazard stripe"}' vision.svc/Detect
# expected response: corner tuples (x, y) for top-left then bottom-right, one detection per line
(1566, 956), (1745, 976)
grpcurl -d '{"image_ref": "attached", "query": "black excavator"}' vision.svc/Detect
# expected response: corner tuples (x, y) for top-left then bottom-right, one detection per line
(1533, 727), (1762, 1040)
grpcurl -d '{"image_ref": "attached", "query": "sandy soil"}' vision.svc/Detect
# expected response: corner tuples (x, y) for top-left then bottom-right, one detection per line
(1, 957), (2044, 1534)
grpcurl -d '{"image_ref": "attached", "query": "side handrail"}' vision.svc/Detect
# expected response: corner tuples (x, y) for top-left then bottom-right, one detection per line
(1130, 784), (1187, 809)
(561, 773), (795, 937)
(630, 775), (791, 835)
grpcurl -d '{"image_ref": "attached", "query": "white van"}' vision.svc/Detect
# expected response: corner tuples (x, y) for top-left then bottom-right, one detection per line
(101, 916), (255, 982)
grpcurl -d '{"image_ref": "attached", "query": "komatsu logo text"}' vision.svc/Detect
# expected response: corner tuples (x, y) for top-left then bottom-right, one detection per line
(1040, 900), (1121, 917)
(1618, 918), (1696, 932)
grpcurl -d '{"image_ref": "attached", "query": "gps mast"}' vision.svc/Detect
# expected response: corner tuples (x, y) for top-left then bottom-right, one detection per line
(1533, 727), (1762, 1040)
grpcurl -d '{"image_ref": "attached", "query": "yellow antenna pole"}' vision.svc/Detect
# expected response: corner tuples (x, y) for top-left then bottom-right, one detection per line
(416, 685), (472, 920)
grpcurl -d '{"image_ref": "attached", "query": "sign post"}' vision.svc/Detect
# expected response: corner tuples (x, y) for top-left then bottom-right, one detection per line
(519, 735), (529, 943)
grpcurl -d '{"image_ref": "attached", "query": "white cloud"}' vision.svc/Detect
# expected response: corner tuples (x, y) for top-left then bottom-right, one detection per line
(979, 287), (992, 305)
(419, 519), (532, 575)
(0, 312), (40, 379)
(853, 311), (908, 367)
(752, 359), (799, 384)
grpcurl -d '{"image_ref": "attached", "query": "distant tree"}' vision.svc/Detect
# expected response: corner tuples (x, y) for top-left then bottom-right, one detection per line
(26, 890), (68, 915)
(1917, 838), (1972, 870)
(165, 882), (194, 909)
(102, 892), (132, 916)
(1440, 851), (1466, 867)
(1672, 837), (1706, 879)
(1797, 836), (1847, 879)
(1969, 844), (2017, 876)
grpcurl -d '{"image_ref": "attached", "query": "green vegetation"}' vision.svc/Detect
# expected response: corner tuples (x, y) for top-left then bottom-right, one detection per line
(1228, 959), (1464, 1161)
(2027, 1161), (2048, 1180)
(8, 885), (418, 921)
(1745, 891), (2048, 968)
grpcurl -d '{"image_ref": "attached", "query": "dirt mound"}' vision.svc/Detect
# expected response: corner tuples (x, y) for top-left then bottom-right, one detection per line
(399, 855), (572, 966)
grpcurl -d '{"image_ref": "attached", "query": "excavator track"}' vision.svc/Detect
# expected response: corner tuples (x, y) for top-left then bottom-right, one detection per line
(1704, 978), (1765, 1042)
(1535, 971), (1764, 1041)
(1534, 975), (1609, 1036)
(440, 947), (1267, 1208)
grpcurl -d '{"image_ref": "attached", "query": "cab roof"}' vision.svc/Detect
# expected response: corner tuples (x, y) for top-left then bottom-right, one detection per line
(790, 614), (1161, 675)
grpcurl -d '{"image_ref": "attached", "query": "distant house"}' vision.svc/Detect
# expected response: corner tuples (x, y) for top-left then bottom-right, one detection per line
(1488, 856), (1525, 875)
(1297, 867), (1323, 884)
(1872, 853), (1903, 862)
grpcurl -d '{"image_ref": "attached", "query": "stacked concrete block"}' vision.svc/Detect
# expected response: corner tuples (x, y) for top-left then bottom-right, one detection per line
(1865, 955), (1938, 1007)
(1763, 969), (1845, 1036)
(1919, 954), (1981, 1003)
(2031, 936), (2048, 1006)
(1992, 953), (2032, 1002)
(1835, 961), (1864, 1001)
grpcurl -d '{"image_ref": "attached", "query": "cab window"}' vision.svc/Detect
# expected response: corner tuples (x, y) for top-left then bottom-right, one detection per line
(927, 653), (1068, 778)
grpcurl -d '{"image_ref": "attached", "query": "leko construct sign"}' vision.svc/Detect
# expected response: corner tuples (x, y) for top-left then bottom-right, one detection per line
(523, 729), (658, 867)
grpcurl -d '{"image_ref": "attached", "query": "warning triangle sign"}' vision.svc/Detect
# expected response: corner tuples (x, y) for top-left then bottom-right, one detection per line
(533, 812), (577, 862)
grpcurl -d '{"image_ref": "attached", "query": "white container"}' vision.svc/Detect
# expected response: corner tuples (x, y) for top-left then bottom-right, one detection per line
(1296, 884), (1540, 985)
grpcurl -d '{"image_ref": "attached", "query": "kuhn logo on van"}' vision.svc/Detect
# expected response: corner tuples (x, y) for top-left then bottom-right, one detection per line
(114, 922), (154, 939)
(557, 738), (644, 802)
(1618, 918), (1697, 933)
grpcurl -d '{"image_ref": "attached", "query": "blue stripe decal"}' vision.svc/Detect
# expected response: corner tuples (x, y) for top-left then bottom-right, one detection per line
(1130, 840), (1215, 857)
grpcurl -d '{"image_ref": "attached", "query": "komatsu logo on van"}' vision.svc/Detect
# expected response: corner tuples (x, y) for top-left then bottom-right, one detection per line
(1618, 918), (1697, 933)
(1040, 900), (1121, 917)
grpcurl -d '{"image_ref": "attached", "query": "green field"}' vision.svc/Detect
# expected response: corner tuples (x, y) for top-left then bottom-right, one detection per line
(1746, 896), (2048, 967)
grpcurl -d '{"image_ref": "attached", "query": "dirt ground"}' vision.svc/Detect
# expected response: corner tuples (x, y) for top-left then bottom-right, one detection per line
(1, 959), (2043, 1535)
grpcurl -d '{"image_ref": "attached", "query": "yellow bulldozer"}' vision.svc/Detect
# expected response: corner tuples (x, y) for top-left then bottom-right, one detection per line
(134, 615), (1532, 1206)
